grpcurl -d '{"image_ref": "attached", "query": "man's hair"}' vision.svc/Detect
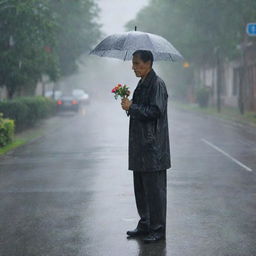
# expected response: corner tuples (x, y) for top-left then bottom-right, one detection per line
(132, 50), (154, 67)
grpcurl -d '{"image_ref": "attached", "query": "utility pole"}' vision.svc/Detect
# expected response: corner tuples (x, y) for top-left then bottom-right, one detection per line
(238, 46), (245, 115)
(238, 23), (255, 115)
(215, 47), (221, 113)
(238, 35), (249, 115)
(52, 83), (56, 100)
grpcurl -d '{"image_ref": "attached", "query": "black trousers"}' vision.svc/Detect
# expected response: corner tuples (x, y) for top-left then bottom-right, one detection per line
(133, 169), (167, 236)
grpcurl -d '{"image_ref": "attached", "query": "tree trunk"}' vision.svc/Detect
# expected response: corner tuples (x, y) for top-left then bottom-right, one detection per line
(7, 87), (15, 99)
(216, 48), (222, 113)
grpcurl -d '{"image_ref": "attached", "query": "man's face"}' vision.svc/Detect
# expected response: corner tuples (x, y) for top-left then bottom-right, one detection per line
(132, 54), (151, 78)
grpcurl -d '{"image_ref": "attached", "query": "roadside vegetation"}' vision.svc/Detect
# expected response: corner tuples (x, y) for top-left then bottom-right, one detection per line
(0, 0), (102, 152)
(0, 0), (101, 99)
(126, 0), (256, 117)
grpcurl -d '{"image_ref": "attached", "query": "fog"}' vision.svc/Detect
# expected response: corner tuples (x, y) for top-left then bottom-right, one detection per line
(60, 0), (152, 102)
(1, 2), (256, 254)
(64, 57), (171, 105)
(95, 0), (149, 34)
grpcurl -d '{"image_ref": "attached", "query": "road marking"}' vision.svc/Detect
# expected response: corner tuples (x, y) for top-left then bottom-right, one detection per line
(201, 138), (253, 172)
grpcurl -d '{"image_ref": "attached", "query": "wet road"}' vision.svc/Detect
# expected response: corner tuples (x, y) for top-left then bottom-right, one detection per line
(0, 98), (256, 256)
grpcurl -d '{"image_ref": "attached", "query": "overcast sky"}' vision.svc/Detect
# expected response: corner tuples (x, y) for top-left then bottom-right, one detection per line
(96, 0), (149, 34)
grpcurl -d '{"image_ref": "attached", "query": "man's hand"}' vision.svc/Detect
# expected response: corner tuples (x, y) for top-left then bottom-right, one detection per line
(121, 97), (132, 111)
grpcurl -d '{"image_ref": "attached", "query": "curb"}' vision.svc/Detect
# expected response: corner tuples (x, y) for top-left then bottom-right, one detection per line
(0, 115), (65, 158)
(172, 104), (256, 135)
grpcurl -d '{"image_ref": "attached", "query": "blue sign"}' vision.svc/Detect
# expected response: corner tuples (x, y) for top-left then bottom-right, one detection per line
(247, 23), (256, 36)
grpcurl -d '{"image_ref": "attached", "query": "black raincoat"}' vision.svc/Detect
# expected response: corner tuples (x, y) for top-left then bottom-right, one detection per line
(127, 69), (171, 172)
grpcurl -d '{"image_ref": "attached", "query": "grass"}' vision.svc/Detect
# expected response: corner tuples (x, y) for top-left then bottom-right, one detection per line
(0, 128), (45, 156)
(0, 114), (64, 156)
(171, 100), (256, 127)
(0, 139), (26, 155)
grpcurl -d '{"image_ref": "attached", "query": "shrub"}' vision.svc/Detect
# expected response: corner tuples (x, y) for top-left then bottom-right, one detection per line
(0, 96), (56, 132)
(196, 87), (210, 108)
(0, 113), (15, 147)
(0, 101), (29, 131)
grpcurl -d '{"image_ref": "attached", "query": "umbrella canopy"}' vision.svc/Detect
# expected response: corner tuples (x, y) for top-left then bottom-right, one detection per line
(89, 30), (184, 61)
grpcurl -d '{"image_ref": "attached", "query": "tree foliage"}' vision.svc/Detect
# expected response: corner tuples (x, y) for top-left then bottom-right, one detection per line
(0, 0), (101, 98)
(126, 0), (256, 99)
(126, 0), (256, 66)
(49, 0), (101, 76)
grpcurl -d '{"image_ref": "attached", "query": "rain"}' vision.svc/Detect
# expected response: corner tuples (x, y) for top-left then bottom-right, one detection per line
(0, 0), (256, 255)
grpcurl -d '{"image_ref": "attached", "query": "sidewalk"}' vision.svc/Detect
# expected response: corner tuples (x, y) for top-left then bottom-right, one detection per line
(0, 113), (75, 156)
(170, 99), (256, 132)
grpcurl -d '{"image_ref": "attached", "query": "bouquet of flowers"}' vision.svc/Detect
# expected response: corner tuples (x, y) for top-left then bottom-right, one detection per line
(111, 84), (130, 100)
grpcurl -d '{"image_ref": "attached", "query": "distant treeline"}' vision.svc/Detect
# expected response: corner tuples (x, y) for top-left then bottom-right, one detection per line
(126, 0), (256, 99)
(127, 0), (256, 66)
(0, 0), (102, 99)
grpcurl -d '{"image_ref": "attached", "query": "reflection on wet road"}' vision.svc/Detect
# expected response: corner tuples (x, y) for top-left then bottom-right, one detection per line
(0, 99), (256, 256)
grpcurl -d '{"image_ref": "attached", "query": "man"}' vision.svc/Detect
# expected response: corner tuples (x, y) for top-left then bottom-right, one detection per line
(121, 50), (171, 243)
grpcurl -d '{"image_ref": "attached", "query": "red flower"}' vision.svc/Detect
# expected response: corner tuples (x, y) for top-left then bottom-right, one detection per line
(112, 83), (130, 99)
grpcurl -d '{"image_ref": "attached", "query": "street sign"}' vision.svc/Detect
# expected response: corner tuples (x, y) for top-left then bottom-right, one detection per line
(246, 23), (256, 36)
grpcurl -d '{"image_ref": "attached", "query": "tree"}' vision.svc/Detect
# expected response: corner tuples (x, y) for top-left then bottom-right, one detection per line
(0, 0), (101, 98)
(49, 0), (102, 77)
(125, 0), (256, 102)
(0, 0), (59, 98)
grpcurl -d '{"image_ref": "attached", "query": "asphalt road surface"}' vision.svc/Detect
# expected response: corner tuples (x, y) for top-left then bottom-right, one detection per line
(0, 98), (256, 256)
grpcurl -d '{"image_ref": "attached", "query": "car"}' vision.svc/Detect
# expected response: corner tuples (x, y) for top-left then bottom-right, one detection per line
(56, 95), (80, 112)
(72, 89), (90, 105)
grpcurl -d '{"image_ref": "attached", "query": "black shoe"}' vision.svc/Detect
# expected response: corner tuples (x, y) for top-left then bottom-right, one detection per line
(126, 227), (149, 237)
(143, 232), (166, 243)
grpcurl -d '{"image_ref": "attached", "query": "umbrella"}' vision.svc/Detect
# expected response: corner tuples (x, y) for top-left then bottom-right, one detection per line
(89, 28), (184, 62)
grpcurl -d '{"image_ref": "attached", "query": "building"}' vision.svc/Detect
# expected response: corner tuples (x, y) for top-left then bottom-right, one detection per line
(197, 43), (256, 112)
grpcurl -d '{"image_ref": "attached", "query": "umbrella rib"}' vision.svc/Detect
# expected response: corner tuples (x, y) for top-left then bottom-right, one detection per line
(124, 50), (128, 61)
(169, 53), (174, 62)
(146, 33), (156, 52)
